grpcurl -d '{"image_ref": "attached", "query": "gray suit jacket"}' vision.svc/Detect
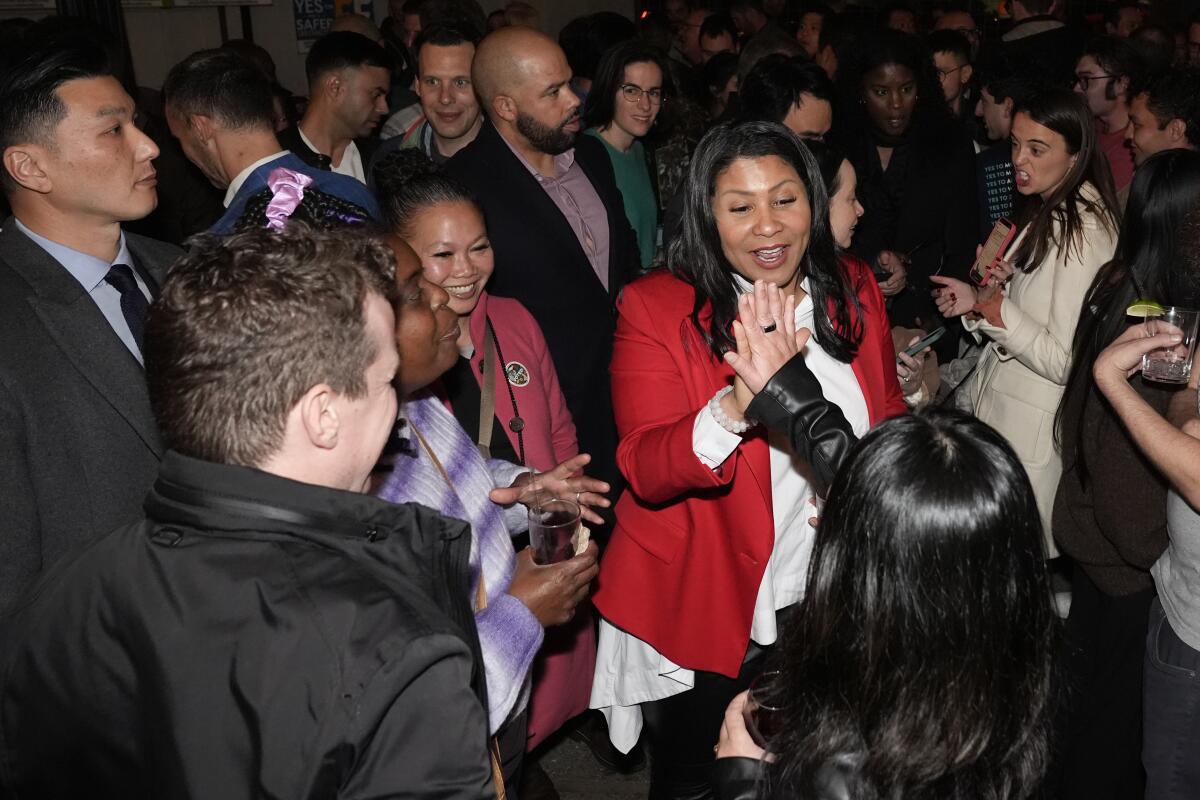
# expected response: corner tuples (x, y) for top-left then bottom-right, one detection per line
(0, 220), (181, 613)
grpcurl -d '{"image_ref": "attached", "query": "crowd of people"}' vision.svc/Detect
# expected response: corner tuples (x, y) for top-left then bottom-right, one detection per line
(0, 0), (1198, 798)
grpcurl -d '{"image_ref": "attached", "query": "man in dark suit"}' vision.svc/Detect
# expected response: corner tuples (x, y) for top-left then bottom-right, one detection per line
(445, 25), (639, 524)
(0, 38), (181, 612)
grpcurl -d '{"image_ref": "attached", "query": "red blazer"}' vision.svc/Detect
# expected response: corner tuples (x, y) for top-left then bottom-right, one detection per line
(593, 259), (905, 678)
(464, 291), (578, 471)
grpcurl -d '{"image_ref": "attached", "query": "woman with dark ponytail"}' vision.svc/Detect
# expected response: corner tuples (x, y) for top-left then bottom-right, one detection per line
(591, 120), (905, 800)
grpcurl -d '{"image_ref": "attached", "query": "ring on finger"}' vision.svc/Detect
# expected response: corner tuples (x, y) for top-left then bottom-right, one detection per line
(760, 321), (778, 334)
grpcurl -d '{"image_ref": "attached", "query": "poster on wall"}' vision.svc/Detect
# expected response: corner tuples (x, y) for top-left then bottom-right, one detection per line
(293, 0), (373, 52)
(0, 0), (57, 9)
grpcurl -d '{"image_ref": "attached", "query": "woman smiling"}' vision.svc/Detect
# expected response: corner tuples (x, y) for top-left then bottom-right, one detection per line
(590, 120), (904, 800)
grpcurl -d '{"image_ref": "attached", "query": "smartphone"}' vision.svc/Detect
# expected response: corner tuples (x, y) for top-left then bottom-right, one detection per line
(970, 218), (1017, 286)
(897, 326), (946, 362)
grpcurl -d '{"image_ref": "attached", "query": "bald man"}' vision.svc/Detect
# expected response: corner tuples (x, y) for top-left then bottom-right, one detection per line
(445, 26), (637, 539)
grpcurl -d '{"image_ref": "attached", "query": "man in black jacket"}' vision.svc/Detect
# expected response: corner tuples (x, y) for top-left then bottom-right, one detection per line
(0, 38), (182, 614)
(278, 31), (391, 183)
(0, 227), (494, 799)
(446, 26), (639, 516)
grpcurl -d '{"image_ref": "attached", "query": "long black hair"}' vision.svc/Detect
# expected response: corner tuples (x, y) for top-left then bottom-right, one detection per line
(1008, 89), (1120, 275)
(766, 410), (1056, 800)
(670, 120), (862, 362)
(1056, 148), (1200, 485)
(581, 39), (674, 132)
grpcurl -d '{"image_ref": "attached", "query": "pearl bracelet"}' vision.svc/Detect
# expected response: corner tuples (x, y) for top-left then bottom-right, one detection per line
(709, 386), (752, 435)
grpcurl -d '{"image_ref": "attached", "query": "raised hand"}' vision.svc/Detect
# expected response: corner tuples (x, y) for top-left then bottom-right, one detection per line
(489, 454), (610, 525)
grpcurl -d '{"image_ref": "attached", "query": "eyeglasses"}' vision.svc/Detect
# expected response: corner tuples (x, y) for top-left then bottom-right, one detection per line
(620, 83), (664, 105)
(936, 65), (966, 81)
(1073, 73), (1119, 89)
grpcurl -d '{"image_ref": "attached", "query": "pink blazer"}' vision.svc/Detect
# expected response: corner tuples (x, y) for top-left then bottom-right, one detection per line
(466, 292), (578, 470)
(462, 291), (593, 750)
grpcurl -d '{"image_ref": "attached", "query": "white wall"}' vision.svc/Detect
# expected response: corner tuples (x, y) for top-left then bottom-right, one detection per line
(1, 0), (635, 97)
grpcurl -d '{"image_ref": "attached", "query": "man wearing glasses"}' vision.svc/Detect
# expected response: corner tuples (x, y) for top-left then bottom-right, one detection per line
(1073, 36), (1142, 197)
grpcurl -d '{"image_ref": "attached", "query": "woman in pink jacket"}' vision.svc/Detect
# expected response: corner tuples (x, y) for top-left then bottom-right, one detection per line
(375, 150), (596, 756)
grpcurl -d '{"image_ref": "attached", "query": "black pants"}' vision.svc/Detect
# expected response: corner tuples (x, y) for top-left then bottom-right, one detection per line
(641, 634), (778, 800)
(1046, 567), (1154, 799)
(497, 709), (527, 799)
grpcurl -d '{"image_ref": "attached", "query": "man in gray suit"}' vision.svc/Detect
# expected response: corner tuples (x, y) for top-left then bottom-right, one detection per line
(0, 38), (182, 612)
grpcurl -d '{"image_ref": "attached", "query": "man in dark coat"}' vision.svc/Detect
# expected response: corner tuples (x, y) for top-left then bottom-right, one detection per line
(0, 38), (182, 613)
(445, 26), (639, 514)
(0, 227), (494, 799)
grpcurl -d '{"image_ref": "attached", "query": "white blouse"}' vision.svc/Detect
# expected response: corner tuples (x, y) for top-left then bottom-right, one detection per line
(590, 278), (871, 752)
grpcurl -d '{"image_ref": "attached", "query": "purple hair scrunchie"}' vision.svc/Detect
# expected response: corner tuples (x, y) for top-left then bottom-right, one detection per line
(264, 167), (315, 230)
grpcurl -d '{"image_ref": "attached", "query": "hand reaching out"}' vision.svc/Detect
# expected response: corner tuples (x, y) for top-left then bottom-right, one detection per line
(724, 280), (811, 415)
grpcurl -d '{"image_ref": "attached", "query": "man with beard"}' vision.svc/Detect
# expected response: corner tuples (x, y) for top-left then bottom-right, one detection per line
(279, 31), (391, 184)
(445, 26), (637, 543)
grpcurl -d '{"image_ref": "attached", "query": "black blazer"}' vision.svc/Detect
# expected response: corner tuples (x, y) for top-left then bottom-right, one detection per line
(445, 120), (639, 490)
(0, 220), (181, 613)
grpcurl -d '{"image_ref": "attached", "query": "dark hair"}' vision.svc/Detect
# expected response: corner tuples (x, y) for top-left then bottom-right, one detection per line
(1057, 149), (1200, 484)
(834, 28), (954, 145)
(558, 12), (637, 83)
(0, 37), (111, 194)
(927, 29), (971, 63)
(305, 31), (393, 88)
(974, 48), (1040, 106)
(1080, 35), (1144, 103)
(163, 49), (275, 130)
(373, 147), (480, 235)
(737, 27), (805, 85)
(1142, 67), (1200, 149)
(738, 55), (835, 125)
(414, 19), (480, 61)
(1129, 25), (1176, 83)
(221, 38), (278, 81)
(1105, 0), (1143, 30)
(803, 138), (849, 199)
(670, 120), (862, 362)
(880, 1), (916, 28)
(699, 13), (737, 43)
(582, 40), (673, 130)
(767, 410), (1056, 800)
(702, 51), (739, 101)
(235, 186), (375, 232)
(1009, 89), (1120, 275)
(146, 225), (397, 467)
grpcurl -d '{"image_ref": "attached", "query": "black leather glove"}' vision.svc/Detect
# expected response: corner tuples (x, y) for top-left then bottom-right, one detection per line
(745, 353), (857, 497)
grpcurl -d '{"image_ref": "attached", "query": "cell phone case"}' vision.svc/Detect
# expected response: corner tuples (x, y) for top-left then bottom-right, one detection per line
(970, 219), (1017, 286)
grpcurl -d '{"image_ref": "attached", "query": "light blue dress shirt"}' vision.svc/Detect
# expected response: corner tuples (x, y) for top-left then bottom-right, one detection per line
(15, 219), (151, 364)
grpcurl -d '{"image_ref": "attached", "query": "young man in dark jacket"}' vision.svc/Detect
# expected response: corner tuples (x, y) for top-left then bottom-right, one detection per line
(0, 227), (494, 799)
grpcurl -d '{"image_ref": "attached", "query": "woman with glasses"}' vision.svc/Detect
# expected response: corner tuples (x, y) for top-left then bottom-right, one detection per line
(583, 40), (673, 269)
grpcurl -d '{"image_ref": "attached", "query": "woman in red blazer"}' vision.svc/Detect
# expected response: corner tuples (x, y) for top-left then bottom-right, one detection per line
(591, 121), (907, 799)
(376, 153), (596, 760)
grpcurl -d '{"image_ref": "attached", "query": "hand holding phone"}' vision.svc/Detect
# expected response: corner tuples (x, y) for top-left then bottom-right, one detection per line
(897, 326), (945, 363)
(970, 219), (1017, 286)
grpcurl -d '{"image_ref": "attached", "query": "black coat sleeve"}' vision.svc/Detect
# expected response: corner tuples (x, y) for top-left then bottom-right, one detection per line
(341, 639), (495, 800)
(745, 353), (857, 497)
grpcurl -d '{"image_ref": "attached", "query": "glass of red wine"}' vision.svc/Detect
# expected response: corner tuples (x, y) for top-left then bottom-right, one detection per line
(742, 670), (785, 750)
(527, 497), (580, 565)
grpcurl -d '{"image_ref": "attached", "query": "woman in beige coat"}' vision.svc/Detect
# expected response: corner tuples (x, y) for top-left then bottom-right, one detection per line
(932, 89), (1120, 552)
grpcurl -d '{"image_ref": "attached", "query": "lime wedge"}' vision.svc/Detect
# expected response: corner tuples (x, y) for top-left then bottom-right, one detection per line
(1127, 300), (1165, 317)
